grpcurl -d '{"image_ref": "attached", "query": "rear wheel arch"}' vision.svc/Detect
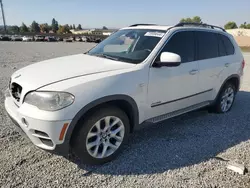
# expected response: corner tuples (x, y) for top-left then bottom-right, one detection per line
(66, 95), (139, 145)
(220, 74), (240, 93)
(214, 74), (240, 103)
(226, 76), (240, 92)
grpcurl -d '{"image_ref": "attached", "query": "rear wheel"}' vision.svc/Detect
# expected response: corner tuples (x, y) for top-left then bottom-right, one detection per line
(72, 106), (130, 165)
(211, 82), (236, 113)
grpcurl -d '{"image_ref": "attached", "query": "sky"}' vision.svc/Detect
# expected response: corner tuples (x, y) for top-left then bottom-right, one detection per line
(1, 0), (250, 28)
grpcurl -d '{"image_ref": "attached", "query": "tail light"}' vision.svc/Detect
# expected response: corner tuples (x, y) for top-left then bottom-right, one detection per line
(242, 59), (245, 70)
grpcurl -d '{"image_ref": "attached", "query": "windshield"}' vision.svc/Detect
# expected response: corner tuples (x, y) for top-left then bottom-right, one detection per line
(87, 29), (166, 64)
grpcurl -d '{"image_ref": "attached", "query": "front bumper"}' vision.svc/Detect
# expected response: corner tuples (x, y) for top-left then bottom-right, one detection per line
(4, 95), (72, 156)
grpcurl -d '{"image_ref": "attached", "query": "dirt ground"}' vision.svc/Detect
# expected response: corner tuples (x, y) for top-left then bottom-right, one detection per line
(234, 36), (250, 47)
(1, 42), (250, 188)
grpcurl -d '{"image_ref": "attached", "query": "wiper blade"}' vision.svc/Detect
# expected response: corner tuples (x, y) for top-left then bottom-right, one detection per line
(94, 54), (119, 61)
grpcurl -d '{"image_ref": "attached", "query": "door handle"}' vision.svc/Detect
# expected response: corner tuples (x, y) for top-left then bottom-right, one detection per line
(225, 63), (230, 67)
(189, 70), (198, 75)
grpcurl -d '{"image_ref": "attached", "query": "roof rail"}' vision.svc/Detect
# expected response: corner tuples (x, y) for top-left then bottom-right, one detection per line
(175, 22), (226, 32)
(129, 24), (157, 27)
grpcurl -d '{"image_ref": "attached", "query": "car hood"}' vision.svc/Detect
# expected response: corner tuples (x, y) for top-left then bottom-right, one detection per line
(11, 54), (135, 90)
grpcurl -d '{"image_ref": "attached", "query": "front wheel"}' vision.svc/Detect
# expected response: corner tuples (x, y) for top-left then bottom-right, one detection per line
(212, 83), (236, 113)
(72, 106), (130, 165)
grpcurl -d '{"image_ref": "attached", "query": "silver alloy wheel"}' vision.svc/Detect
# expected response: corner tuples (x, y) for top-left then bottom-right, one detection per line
(220, 86), (235, 112)
(86, 116), (125, 159)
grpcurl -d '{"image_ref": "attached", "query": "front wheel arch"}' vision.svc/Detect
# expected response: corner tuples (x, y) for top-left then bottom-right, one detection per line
(66, 95), (139, 145)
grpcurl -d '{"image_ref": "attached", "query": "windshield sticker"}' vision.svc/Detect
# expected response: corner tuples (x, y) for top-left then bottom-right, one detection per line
(144, 32), (165, 38)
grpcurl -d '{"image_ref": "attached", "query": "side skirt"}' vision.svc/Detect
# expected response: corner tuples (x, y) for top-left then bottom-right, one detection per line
(145, 101), (211, 124)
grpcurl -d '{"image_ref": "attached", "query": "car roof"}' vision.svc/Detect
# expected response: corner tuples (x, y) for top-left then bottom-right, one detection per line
(121, 24), (228, 35)
(122, 25), (172, 31)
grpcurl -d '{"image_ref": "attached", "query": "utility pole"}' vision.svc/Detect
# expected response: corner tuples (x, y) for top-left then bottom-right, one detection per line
(0, 0), (7, 33)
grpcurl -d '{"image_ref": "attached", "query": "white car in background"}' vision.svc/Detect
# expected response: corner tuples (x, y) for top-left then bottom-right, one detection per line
(5, 23), (245, 165)
(11, 35), (23, 41)
(82, 36), (87, 42)
(22, 36), (33, 42)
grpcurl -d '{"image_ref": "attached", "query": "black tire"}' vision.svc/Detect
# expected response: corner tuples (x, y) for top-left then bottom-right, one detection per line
(210, 82), (236, 113)
(72, 105), (130, 165)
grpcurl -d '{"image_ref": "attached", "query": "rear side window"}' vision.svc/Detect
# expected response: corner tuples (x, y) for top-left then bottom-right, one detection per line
(196, 31), (219, 60)
(217, 34), (227, 56)
(158, 31), (195, 63)
(220, 35), (235, 55)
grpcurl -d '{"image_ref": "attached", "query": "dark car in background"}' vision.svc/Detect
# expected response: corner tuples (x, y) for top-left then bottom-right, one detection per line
(86, 36), (95, 42)
(56, 37), (63, 41)
(94, 38), (102, 43)
(0, 35), (11, 41)
(44, 36), (57, 42)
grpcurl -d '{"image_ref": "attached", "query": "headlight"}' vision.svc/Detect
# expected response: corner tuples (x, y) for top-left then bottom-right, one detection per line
(24, 91), (74, 111)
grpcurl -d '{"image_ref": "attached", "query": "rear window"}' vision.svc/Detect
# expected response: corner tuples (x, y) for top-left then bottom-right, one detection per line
(220, 35), (235, 55)
(196, 31), (219, 60)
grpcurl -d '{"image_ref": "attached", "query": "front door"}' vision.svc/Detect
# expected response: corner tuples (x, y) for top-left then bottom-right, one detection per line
(146, 31), (200, 120)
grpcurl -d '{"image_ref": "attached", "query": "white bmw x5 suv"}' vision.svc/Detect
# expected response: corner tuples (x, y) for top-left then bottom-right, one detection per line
(5, 23), (245, 164)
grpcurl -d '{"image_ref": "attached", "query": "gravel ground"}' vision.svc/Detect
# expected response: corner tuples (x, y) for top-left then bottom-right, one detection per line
(1, 42), (250, 188)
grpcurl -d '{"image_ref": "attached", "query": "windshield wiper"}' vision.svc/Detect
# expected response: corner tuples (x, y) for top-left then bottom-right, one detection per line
(90, 53), (137, 64)
(94, 54), (119, 61)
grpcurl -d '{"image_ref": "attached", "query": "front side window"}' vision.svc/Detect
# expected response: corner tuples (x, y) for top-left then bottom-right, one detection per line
(87, 29), (166, 64)
(156, 31), (195, 63)
(196, 31), (219, 60)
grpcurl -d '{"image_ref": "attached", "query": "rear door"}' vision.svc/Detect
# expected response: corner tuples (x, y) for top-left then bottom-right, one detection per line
(217, 34), (239, 83)
(195, 31), (226, 101)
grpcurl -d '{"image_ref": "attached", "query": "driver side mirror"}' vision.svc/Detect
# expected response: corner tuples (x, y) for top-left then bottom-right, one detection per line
(154, 52), (181, 67)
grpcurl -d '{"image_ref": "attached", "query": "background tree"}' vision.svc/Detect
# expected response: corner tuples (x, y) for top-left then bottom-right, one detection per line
(64, 24), (71, 33)
(239, 22), (247, 29)
(57, 24), (71, 34)
(76, 24), (82, 30)
(239, 22), (250, 29)
(30, 21), (40, 33)
(73, 24), (76, 30)
(8, 25), (20, 33)
(69, 25), (73, 30)
(51, 18), (59, 33)
(57, 25), (64, 34)
(40, 23), (50, 33)
(224, 22), (238, 29)
(192, 16), (202, 23)
(180, 18), (192, 23)
(0, 26), (4, 33)
(180, 16), (202, 23)
(102, 26), (108, 30)
(20, 23), (29, 33)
